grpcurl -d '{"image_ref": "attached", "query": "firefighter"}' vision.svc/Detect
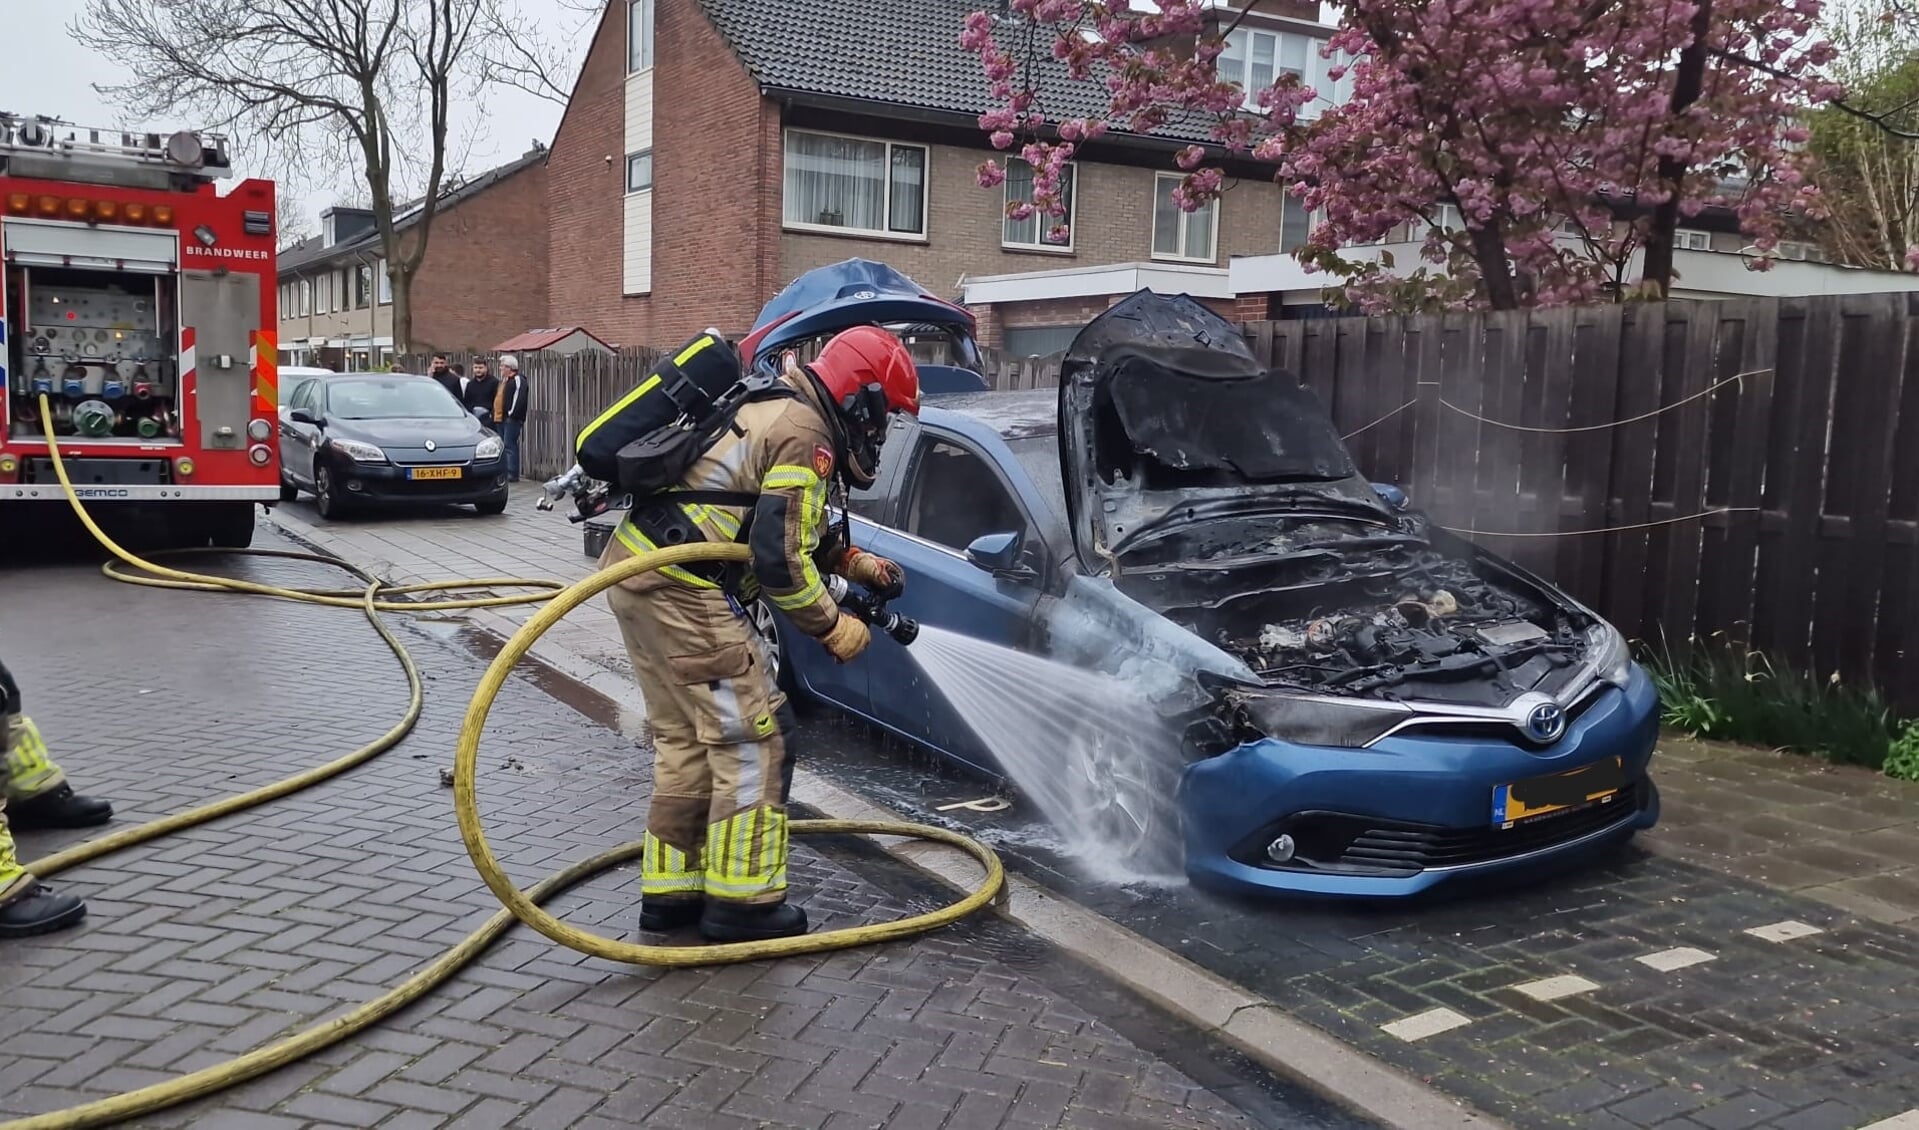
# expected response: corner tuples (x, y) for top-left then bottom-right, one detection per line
(599, 326), (919, 943)
(1, 659), (113, 938)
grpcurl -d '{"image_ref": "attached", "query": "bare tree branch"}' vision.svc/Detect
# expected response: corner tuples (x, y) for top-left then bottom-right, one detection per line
(71, 0), (579, 353)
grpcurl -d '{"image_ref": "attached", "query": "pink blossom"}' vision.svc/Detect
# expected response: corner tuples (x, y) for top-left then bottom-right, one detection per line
(962, 0), (1836, 309)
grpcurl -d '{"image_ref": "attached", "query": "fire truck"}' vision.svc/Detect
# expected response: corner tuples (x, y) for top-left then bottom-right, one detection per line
(0, 112), (280, 548)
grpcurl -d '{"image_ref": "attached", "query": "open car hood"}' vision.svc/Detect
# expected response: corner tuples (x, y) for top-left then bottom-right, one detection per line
(1057, 291), (1388, 573)
(739, 259), (989, 395)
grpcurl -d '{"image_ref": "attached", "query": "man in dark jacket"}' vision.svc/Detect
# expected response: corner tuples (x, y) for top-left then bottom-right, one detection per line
(464, 358), (501, 426)
(494, 355), (529, 481)
(428, 354), (460, 401)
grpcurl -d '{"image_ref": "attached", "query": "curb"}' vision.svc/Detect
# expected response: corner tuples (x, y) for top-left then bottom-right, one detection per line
(261, 506), (1508, 1130)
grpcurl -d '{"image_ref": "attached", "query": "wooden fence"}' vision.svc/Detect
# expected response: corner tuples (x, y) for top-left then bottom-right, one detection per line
(1230, 295), (1919, 711)
(415, 293), (1919, 709)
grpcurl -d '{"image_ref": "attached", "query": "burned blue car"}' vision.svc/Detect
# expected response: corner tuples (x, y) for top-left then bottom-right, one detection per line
(752, 266), (1660, 898)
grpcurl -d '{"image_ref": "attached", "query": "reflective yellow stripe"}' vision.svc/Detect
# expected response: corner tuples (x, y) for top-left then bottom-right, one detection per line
(761, 465), (818, 489)
(3, 716), (62, 798)
(577, 373), (662, 452)
(675, 334), (717, 366)
(702, 809), (788, 898)
(615, 519), (719, 589)
(768, 576), (825, 611)
(640, 833), (703, 895)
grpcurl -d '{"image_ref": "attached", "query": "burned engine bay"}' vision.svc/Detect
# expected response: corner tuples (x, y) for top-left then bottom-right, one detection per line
(1119, 528), (1596, 709)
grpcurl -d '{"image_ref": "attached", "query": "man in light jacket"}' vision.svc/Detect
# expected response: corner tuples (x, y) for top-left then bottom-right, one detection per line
(493, 355), (529, 481)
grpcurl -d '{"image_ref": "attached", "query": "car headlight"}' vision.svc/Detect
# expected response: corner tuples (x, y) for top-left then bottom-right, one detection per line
(329, 438), (388, 463)
(475, 435), (504, 460)
(1234, 692), (1413, 749)
(1586, 621), (1633, 688)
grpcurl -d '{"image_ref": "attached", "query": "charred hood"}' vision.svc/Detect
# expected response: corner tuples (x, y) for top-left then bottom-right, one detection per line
(1058, 291), (1373, 573)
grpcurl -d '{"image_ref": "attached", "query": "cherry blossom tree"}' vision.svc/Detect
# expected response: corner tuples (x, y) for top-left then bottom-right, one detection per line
(964, 0), (1839, 311)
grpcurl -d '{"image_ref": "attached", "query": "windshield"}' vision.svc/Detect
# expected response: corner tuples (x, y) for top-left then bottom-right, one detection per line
(1008, 435), (1065, 519)
(326, 378), (467, 420)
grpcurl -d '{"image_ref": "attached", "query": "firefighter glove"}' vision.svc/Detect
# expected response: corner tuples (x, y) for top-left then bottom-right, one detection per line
(836, 547), (905, 601)
(818, 612), (872, 664)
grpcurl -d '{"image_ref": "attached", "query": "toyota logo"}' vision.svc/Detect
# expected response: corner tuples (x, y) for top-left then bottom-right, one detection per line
(1525, 702), (1567, 744)
(424, 440), (436, 452)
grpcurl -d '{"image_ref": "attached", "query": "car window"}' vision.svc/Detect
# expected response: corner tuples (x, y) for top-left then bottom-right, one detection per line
(846, 414), (912, 521)
(326, 378), (467, 420)
(290, 380), (317, 412)
(906, 438), (1026, 553)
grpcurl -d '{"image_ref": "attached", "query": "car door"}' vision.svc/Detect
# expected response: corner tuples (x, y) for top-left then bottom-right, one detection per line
(855, 426), (1048, 774)
(279, 380), (321, 485)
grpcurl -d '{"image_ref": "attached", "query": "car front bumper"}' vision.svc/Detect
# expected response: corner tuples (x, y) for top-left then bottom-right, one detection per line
(335, 459), (510, 505)
(1180, 665), (1662, 898)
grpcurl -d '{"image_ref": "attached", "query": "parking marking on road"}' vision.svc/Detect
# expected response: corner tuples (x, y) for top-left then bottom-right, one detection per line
(1381, 1007), (1473, 1042)
(1636, 946), (1716, 972)
(1858, 1111), (1919, 1129)
(1745, 919), (1825, 943)
(1512, 974), (1601, 1001)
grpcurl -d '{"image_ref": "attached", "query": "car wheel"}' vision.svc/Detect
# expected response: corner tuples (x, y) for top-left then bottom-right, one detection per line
(279, 475), (299, 503)
(749, 598), (805, 703)
(314, 466), (349, 521)
(1062, 730), (1181, 868)
(474, 495), (509, 516)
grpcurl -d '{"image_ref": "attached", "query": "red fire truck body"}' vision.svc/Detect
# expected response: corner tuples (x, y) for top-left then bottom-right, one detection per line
(0, 114), (279, 547)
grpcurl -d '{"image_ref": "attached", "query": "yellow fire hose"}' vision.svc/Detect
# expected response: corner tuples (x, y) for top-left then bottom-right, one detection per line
(6, 393), (1006, 1130)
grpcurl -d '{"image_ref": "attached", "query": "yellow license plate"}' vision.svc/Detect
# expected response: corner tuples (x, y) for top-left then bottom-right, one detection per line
(409, 466), (463, 481)
(1492, 757), (1626, 828)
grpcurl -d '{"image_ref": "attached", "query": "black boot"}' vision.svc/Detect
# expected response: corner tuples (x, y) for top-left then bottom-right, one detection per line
(6, 783), (113, 831)
(0, 881), (86, 938)
(700, 899), (808, 943)
(639, 896), (704, 933)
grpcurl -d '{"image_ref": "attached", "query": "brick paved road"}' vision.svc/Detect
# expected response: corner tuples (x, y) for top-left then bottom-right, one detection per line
(263, 498), (1919, 1130)
(0, 526), (1369, 1130)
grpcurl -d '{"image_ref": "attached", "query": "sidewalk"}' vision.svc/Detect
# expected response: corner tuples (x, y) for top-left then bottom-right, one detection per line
(0, 531), (1360, 1129)
(263, 495), (1919, 1130)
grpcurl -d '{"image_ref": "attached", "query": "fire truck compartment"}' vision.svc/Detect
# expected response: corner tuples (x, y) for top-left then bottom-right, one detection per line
(19, 456), (170, 486)
(6, 258), (182, 444)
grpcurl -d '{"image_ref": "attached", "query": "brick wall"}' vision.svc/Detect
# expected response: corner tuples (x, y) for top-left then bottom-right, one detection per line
(779, 139), (1285, 298)
(546, 0), (642, 343)
(410, 161), (549, 352)
(1233, 293), (1274, 322)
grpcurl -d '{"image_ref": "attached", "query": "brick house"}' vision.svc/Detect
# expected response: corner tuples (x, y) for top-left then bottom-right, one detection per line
(544, 0), (1335, 356)
(278, 147), (549, 368)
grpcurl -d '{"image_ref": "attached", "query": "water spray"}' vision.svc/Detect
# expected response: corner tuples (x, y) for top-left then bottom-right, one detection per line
(825, 574), (919, 646)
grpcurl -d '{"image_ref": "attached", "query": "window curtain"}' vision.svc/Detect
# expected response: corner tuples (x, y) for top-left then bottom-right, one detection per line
(784, 134), (887, 230)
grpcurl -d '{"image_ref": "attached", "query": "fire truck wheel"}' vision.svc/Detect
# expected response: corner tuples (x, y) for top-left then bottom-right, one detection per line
(315, 466), (351, 521)
(207, 503), (256, 550)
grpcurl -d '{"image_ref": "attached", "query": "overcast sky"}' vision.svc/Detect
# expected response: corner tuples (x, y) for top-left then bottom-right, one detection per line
(4, 0), (595, 234)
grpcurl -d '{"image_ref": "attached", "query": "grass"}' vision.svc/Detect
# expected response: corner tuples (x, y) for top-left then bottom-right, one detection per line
(1638, 634), (1919, 781)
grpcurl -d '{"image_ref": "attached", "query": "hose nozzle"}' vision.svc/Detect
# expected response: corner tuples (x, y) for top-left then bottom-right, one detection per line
(825, 575), (918, 646)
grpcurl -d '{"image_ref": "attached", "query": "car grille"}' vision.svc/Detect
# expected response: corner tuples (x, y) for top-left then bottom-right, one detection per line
(1242, 781), (1643, 876)
(1332, 782), (1641, 874)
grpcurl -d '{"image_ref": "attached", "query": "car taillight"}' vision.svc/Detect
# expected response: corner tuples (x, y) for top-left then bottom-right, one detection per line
(248, 444), (271, 466)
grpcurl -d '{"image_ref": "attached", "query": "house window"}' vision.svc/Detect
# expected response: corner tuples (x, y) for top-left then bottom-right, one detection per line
(1152, 173), (1218, 262)
(1281, 193), (1314, 253)
(1676, 229), (1711, 251)
(782, 130), (928, 238)
(1777, 240), (1819, 261)
(1217, 29), (1349, 120)
(627, 0), (653, 73)
(1003, 158), (1074, 251)
(377, 259), (392, 304)
(626, 150), (653, 194)
(296, 278), (310, 317)
(315, 272), (330, 314)
(354, 264), (372, 308)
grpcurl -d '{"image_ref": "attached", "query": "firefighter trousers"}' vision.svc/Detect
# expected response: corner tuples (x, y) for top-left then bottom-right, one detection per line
(608, 580), (799, 907)
(1, 697), (67, 907)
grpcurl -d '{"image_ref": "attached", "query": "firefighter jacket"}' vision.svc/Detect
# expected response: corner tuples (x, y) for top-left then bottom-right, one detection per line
(598, 358), (844, 640)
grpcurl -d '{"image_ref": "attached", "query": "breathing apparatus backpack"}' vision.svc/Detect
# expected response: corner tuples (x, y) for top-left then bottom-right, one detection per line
(573, 329), (794, 500)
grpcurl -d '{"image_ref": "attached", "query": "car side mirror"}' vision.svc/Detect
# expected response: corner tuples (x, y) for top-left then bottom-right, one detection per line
(290, 409), (319, 426)
(1372, 482), (1411, 511)
(965, 531), (1032, 578)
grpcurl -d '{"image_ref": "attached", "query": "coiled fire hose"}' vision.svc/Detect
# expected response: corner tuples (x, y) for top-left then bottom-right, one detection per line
(5, 393), (1005, 1130)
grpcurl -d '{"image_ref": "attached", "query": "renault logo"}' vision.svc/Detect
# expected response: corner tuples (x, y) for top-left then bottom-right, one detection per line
(1525, 702), (1567, 744)
(424, 440), (436, 452)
